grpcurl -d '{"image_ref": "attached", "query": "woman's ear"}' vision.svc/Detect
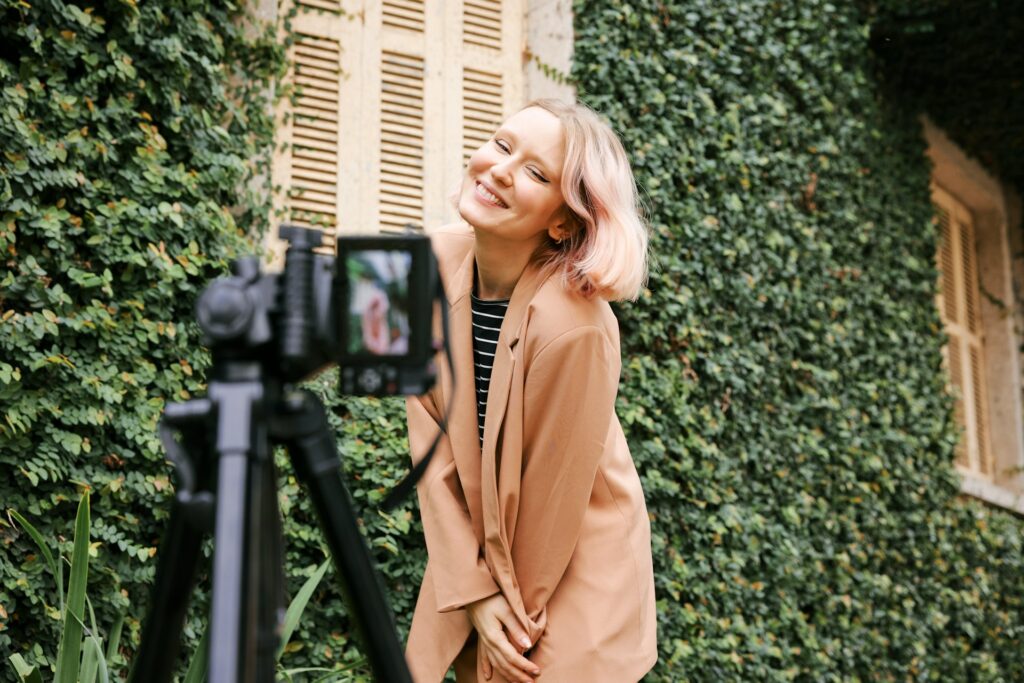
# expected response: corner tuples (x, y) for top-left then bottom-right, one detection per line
(547, 208), (573, 243)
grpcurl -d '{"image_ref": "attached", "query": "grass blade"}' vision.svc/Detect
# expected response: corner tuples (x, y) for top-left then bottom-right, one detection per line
(81, 594), (110, 683)
(79, 635), (99, 683)
(54, 493), (90, 683)
(105, 612), (125, 668)
(9, 509), (63, 615)
(182, 624), (209, 683)
(276, 558), (331, 662)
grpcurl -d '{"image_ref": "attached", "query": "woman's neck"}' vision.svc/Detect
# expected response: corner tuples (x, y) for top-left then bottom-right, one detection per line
(473, 233), (539, 300)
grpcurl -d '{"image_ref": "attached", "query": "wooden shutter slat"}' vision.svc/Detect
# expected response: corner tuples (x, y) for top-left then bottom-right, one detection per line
(294, 105), (339, 123)
(296, 64), (341, 83)
(292, 145), (336, 163)
(383, 16), (424, 33)
(292, 156), (336, 175)
(291, 165), (338, 185)
(297, 0), (342, 13)
(294, 133), (338, 151)
(292, 114), (338, 134)
(382, 124), (425, 142)
(385, 0), (423, 11)
(294, 77), (339, 96)
(296, 43), (339, 60)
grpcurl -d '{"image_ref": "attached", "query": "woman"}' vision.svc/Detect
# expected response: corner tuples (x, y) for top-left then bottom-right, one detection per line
(405, 99), (657, 683)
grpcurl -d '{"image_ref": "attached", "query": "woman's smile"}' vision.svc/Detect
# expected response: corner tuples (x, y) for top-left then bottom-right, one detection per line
(474, 180), (509, 208)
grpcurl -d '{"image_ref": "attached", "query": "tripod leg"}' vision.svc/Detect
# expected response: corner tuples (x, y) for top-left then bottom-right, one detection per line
(206, 378), (278, 683)
(275, 390), (414, 683)
(128, 501), (205, 683)
(248, 452), (286, 683)
(208, 450), (251, 683)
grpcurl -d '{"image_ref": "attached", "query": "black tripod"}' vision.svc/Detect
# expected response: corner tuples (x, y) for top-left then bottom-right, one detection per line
(128, 227), (417, 683)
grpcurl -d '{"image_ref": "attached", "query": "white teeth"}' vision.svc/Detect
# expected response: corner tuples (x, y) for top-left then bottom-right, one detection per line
(476, 182), (507, 208)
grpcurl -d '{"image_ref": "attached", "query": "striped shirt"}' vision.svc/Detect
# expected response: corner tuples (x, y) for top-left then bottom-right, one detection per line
(471, 292), (510, 445)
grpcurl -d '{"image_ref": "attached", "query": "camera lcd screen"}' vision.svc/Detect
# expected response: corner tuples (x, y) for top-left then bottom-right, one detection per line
(344, 249), (413, 357)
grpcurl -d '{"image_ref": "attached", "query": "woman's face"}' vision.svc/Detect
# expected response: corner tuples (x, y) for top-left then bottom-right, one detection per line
(457, 106), (567, 247)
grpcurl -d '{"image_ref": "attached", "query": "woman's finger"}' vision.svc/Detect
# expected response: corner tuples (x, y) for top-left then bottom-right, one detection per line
(487, 630), (541, 679)
(479, 640), (492, 680)
(485, 647), (521, 683)
(479, 632), (533, 683)
(496, 611), (532, 652)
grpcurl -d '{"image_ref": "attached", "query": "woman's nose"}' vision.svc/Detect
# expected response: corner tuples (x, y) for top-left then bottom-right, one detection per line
(490, 159), (513, 186)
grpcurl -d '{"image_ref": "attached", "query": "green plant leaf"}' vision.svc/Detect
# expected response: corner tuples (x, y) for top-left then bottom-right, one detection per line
(276, 558), (331, 662)
(104, 612), (125, 668)
(9, 509), (63, 616)
(7, 654), (43, 683)
(79, 635), (99, 683)
(54, 492), (90, 683)
(80, 594), (110, 683)
(182, 624), (209, 683)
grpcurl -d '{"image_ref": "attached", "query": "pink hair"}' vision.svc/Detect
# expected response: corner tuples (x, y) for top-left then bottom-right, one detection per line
(528, 99), (650, 302)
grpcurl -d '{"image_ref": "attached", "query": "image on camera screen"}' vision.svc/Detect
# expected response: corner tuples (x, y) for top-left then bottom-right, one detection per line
(345, 249), (413, 356)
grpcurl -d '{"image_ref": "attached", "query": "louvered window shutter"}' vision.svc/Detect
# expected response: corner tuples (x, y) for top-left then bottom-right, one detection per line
(272, 0), (346, 242)
(379, 48), (426, 231)
(375, 1), (428, 232)
(934, 186), (992, 477)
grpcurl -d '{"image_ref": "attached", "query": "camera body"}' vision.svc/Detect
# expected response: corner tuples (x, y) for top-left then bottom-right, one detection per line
(335, 234), (438, 396)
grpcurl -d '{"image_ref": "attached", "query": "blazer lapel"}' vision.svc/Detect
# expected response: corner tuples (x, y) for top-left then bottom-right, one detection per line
(439, 247), (486, 537)
(481, 258), (549, 455)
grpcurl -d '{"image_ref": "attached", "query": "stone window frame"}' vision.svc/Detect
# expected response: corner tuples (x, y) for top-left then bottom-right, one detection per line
(925, 116), (1024, 514)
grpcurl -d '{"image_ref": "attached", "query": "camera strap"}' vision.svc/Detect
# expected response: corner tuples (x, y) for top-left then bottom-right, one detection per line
(381, 278), (455, 511)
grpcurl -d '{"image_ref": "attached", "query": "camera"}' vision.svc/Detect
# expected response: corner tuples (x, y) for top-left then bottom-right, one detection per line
(197, 225), (441, 397)
(335, 234), (438, 396)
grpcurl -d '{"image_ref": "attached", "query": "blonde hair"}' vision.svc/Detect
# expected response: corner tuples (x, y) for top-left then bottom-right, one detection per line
(528, 98), (650, 302)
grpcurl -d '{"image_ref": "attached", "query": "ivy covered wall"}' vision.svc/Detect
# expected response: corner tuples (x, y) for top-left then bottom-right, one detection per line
(572, 0), (1023, 679)
(0, 0), (283, 672)
(2, 0), (1023, 680)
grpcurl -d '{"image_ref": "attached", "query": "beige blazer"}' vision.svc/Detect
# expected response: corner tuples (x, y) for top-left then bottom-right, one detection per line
(405, 224), (657, 682)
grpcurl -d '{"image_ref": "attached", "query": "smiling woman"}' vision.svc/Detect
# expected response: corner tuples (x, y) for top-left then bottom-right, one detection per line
(405, 99), (657, 683)
(456, 106), (568, 290)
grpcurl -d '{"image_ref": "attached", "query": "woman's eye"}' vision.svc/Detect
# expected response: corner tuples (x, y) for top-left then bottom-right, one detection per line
(494, 139), (510, 153)
(529, 168), (549, 183)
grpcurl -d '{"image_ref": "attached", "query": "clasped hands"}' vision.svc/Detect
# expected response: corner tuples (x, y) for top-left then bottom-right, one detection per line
(465, 593), (542, 682)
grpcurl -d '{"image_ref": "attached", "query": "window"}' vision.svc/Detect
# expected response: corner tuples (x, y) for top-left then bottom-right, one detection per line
(926, 117), (1024, 513)
(934, 185), (993, 478)
(269, 0), (525, 251)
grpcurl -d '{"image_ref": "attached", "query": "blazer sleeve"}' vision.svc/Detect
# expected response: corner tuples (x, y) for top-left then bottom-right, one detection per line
(406, 392), (501, 612)
(514, 324), (621, 617)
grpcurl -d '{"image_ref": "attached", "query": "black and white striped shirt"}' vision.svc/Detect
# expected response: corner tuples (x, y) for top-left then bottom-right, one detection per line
(471, 293), (510, 445)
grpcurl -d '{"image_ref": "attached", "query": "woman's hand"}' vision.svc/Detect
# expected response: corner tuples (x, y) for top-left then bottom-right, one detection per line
(465, 593), (542, 682)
